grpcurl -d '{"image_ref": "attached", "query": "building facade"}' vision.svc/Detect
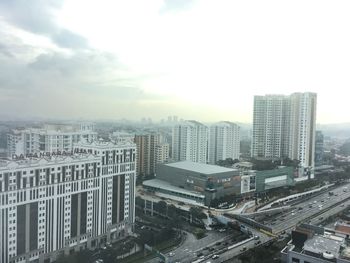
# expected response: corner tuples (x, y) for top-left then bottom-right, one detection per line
(153, 161), (241, 205)
(288, 93), (317, 174)
(134, 134), (157, 177)
(0, 140), (136, 263)
(252, 93), (317, 176)
(254, 166), (294, 193)
(251, 95), (290, 159)
(281, 224), (350, 263)
(7, 124), (97, 158)
(315, 130), (324, 166)
(208, 122), (240, 164)
(172, 121), (208, 163)
(155, 143), (169, 164)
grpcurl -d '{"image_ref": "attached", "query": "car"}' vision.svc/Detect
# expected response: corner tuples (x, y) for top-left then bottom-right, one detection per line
(197, 253), (203, 257)
(255, 241), (261, 245)
(212, 255), (219, 259)
(240, 247), (247, 252)
(218, 228), (226, 232)
(291, 213), (295, 216)
(169, 252), (175, 257)
(319, 217), (324, 220)
(254, 235), (260, 240)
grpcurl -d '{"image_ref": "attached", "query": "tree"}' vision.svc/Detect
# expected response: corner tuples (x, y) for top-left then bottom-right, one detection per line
(251, 158), (278, 171)
(216, 158), (239, 167)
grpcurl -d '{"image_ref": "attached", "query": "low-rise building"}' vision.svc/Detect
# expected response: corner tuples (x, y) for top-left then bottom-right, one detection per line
(145, 161), (241, 205)
(281, 224), (350, 263)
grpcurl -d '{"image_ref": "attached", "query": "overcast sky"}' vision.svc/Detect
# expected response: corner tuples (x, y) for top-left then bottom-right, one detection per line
(0, 0), (349, 123)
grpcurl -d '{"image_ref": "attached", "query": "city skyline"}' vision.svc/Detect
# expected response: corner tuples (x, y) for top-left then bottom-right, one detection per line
(0, 1), (350, 124)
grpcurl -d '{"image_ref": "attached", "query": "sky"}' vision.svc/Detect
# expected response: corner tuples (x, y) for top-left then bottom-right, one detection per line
(0, 0), (349, 124)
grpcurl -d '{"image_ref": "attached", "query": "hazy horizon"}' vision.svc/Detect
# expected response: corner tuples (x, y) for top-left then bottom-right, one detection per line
(1, 0), (350, 124)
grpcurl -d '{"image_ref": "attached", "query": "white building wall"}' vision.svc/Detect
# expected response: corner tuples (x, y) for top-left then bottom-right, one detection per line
(209, 122), (240, 164)
(0, 140), (136, 263)
(172, 121), (208, 163)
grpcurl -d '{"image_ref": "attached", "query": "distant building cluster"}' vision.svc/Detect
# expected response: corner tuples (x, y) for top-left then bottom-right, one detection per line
(0, 91), (321, 263)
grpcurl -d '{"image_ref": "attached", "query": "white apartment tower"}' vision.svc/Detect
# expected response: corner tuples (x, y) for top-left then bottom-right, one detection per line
(7, 123), (97, 158)
(172, 121), (208, 163)
(0, 140), (136, 263)
(252, 93), (317, 174)
(208, 122), (240, 164)
(155, 143), (169, 164)
(289, 93), (317, 171)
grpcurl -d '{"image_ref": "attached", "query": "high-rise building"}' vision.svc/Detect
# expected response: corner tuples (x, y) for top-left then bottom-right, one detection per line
(155, 143), (169, 164)
(134, 133), (170, 177)
(252, 93), (317, 175)
(172, 121), (208, 163)
(7, 123), (97, 158)
(288, 93), (317, 172)
(134, 134), (157, 177)
(315, 131), (324, 166)
(0, 140), (136, 263)
(208, 122), (240, 164)
(251, 95), (290, 159)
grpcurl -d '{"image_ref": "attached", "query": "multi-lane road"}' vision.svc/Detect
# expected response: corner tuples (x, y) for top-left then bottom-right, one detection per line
(145, 182), (350, 263)
(255, 183), (350, 233)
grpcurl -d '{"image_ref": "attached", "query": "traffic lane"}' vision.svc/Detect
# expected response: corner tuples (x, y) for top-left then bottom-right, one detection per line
(178, 229), (270, 263)
(271, 192), (350, 232)
(310, 199), (350, 225)
(263, 188), (350, 228)
(168, 231), (235, 263)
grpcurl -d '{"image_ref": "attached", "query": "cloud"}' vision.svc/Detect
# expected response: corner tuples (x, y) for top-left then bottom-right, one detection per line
(160, 0), (195, 13)
(52, 29), (88, 49)
(0, 0), (88, 49)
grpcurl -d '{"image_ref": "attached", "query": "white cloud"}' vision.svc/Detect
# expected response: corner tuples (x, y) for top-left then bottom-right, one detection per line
(1, 0), (350, 122)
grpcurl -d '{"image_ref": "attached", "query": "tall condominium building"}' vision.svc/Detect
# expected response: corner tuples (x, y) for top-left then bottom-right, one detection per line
(0, 140), (136, 263)
(251, 95), (290, 159)
(134, 134), (157, 177)
(208, 122), (240, 164)
(288, 92), (317, 171)
(7, 123), (97, 158)
(134, 133), (170, 177)
(252, 93), (317, 174)
(155, 143), (169, 164)
(315, 130), (324, 166)
(172, 121), (208, 163)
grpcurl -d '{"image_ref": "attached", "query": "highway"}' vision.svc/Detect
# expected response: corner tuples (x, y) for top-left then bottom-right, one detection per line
(145, 182), (350, 263)
(255, 183), (350, 233)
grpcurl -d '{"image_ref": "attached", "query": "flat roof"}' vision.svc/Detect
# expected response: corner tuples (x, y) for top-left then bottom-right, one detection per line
(303, 235), (343, 258)
(164, 161), (237, 175)
(143, 179), (205, 198)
